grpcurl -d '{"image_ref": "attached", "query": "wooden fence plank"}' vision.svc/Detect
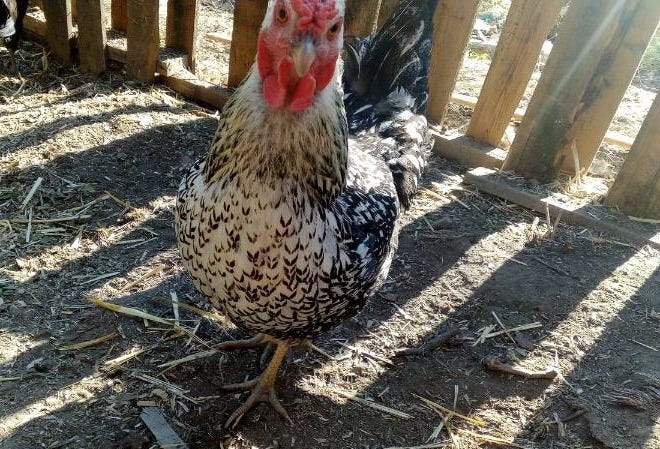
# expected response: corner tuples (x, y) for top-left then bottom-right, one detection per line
(42, 0), (74, 65)
(377, 0), (398, 29)
(77, 0), (107, 75)
(558, 0), (660, 173)
(345, 0), (381, 37)
(126, 0), (160, 83)
(503, 0), (658, 182)
(606, 94), (660, 219)
(166, 0), (200, 73)
(228, 0), (268, 87)
(467, 0), (564, 147)
(427, 0), (480, 125)
(111, 0), (128, 33)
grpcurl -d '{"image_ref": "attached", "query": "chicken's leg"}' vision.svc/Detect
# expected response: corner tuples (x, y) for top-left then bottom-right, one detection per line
(222, 340), (292, 428)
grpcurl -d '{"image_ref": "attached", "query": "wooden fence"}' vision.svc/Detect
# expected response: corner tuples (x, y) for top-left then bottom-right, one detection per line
(19, 0), (660, 221)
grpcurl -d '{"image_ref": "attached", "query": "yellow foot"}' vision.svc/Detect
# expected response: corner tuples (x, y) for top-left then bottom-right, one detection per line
(222, 341), (292, 428)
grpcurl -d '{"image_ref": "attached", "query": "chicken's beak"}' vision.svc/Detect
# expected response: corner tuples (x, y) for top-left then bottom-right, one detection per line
(292, 37), (316, 78)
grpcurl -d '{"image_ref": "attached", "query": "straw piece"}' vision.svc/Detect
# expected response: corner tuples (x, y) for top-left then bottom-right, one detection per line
(133, 373), (199, 404)
(456, 429), (531, 448)
(336, 390), (412, 419)
(158, 350), (218, 369)
(413, 394), (485, 426)
(57, 331), (120, 351)
(21, 177), (43, 209)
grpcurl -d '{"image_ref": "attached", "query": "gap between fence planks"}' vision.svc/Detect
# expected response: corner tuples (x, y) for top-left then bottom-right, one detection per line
(166, 0), (200, 73)
(76, 0), (106, 75)
(427, 0), (480, 125)
(111, 0), (127, 33)
(466, 0), (564, 147)
(126, 0), (160, 83)
(606, 93), (660, 219)
(463, 167), (660, 250)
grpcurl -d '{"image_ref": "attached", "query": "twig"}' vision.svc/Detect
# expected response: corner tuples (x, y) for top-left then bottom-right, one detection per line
(531, 256), (577, 279)
(484, 357), (558, 380)
(491, 311), (516, 345)
(481, 322), (542, 339)
(395, 328), (459, 356)
(630, 339), (658, 352)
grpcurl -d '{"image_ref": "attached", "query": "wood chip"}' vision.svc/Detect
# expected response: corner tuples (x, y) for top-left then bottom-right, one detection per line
(140, 407), (189, 449)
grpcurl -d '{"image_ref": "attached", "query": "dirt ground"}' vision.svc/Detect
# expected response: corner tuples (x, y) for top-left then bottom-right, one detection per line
(2, 4), (660, 449)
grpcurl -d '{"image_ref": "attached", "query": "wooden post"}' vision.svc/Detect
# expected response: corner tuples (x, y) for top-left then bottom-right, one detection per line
(228, 0), (268, 87)
(42, 0), (74, 65)
(426, 0), (480, 125)
(126, 0), (160, 83)
(345, 0), (381, 37)
(558, 0), (660, 173)
(466, 0), (565, 147)
(606, 94), (660, 219)
(504, 0), (660, 182)
(111, 0), (128, 33)
(77, 0), (107, 75)
(377, 0), (398, 29)
(166, 0), (200, 73)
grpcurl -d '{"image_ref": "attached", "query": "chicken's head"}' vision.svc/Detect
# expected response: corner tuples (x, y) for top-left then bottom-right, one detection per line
(257, 0), (344, 113)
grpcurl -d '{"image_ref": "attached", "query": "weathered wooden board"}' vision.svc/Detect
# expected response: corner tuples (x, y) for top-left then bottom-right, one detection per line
(467, 0), (564, 147)
(427, 0), (480, 125)
(606, 93), (660, 219)
(77, 0), (107, 75)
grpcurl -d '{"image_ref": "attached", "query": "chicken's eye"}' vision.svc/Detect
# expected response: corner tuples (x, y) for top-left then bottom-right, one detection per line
(327, 21), (342, 39)
(276, 6), (288, 24)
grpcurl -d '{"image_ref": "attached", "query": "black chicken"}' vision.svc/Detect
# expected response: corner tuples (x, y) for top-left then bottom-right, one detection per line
(0, 0), (28, 72)
(176, 0), (438, 427)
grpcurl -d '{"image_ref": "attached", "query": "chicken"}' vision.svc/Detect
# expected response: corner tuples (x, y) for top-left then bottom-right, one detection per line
(176, 0), (438, 428)
(0, 0), (28, 72)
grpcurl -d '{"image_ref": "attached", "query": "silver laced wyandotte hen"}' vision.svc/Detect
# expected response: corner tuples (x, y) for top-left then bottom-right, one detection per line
(176, 0), (438, 427)
(0, 0), (28, 72)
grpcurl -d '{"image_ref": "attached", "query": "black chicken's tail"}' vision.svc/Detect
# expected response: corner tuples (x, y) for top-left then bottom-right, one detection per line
(343, 0), (439, 210)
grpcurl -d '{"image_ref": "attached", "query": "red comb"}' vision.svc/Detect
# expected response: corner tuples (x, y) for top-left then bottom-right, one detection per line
(291, 0), (338, 37)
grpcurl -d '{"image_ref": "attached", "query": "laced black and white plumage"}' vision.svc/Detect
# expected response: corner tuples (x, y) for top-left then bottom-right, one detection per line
(176, 0), (437, 341)
(175, 0), (439, 427)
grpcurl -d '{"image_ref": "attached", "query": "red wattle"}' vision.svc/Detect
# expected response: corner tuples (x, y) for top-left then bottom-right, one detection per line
(263, 74), (287, 109)
(289, 73), (317, 113)
(314, 59), (337, 93)
(257, 34), (273, 79)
